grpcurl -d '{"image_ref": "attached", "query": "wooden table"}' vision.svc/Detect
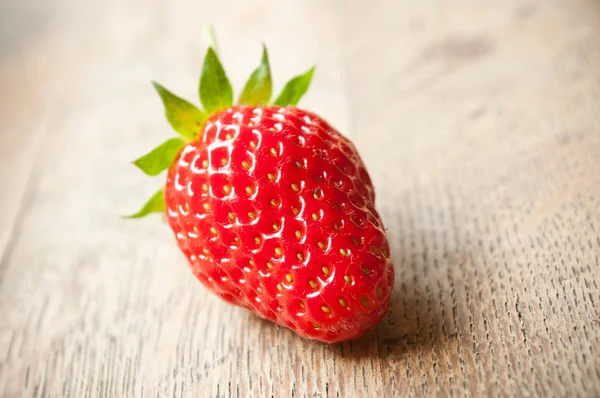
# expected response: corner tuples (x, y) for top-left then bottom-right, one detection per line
(1, 0), (599, 396)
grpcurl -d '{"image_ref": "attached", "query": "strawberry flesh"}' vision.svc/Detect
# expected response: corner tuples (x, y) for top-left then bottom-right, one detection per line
(165, 106), (394, 343)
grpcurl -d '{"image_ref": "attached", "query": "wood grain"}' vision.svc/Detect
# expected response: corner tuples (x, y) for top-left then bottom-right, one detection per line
(1, 0), (599, 396)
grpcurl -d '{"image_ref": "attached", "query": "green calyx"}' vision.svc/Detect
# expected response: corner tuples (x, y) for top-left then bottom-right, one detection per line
(125, 189), (165, 219)
(126, 29), (316, 219)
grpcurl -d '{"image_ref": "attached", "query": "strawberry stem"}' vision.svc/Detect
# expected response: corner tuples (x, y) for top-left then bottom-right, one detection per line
(203, 24), (219, 55)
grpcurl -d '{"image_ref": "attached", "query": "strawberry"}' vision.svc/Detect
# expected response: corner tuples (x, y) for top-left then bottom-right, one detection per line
(128, 37), (394, 343)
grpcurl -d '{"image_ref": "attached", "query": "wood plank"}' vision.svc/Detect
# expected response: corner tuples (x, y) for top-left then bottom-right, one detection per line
(0, 0), (61, 261)
(1, 0), (599, 396)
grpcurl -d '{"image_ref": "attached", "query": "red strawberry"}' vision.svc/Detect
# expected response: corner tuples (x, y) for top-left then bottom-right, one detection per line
(128, 39), (394, 343)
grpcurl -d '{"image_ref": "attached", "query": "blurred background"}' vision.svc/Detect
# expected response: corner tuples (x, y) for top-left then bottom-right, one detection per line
(1, 0), (599, 396)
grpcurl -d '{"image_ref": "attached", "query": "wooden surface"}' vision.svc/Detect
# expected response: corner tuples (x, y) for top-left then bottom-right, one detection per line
(1, 0), (600, 396)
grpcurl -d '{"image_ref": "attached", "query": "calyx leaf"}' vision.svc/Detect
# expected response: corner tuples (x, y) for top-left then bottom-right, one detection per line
(199, 47), (233, 114)
(238, 45), (272, 106)
(130, 31), (320, 224)
(125, 189), (165, 219)
(152, 82), (206, 140)
(273, 66), (315, 106)
(133, 138), (186, 176)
